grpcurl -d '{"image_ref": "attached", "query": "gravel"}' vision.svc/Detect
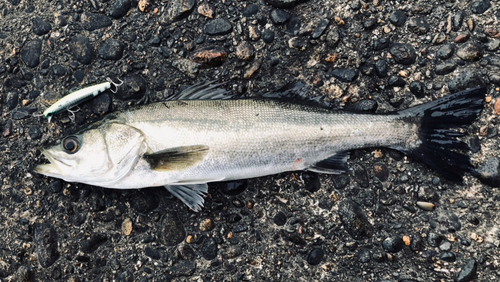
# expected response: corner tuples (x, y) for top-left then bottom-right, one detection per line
(1, 0), (500, 281)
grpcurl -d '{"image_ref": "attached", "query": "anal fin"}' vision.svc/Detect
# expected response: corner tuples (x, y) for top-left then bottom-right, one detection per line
(307, 151), (349, 174)
(165, 184), (208, 212)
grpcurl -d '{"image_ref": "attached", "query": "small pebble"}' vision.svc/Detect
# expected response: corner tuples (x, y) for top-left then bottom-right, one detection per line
(122, 218), (133, 236)
(417, 201), (435, 211)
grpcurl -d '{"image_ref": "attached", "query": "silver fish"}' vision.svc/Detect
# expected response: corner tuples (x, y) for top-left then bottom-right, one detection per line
(35, 82), (486, 211)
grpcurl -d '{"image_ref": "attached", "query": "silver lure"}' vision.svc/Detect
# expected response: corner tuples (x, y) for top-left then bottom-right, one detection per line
(43, 77), (123, 122)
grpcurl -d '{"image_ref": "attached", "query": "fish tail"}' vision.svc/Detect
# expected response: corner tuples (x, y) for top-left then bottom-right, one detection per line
(398, 87), (486, 181)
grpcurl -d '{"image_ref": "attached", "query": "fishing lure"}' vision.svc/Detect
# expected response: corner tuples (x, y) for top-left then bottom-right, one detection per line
(43, 77), (123, 122)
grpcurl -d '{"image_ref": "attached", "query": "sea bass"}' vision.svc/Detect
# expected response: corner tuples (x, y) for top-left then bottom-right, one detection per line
(35, 82), (486, 211)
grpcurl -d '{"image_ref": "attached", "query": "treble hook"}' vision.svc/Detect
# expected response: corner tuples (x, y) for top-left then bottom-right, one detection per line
(106, 77), (124, 93)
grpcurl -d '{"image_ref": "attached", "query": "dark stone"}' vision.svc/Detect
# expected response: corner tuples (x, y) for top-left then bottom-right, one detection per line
(326, 29), (340, 47)
(50, 180), (63, 193)
(29, 125), (42, 140)
(456, 43), (483, 62)
(286, 15), (301, 35)
(262, 29), (275, 43)
(331, 68), (359, 83)
(410, 234), (423, 251)
(476, 157), (500, 187)
(389, 10), (407, 27)
(486, 56), (500, 67)
(109, 0), (131, 19)
(273, 211), (287, 226)
(407, 17), (430, 34)
(115, 74), (147, 100)
(70, 35), (94, 65)
(179, 244), (195, 260)
(409, 81), (425, 98)
(427, 232), (443, 247)
(388, 76), (406, 87)
(51, 64), (66, 77)
(312, 19), (329, 39)
(32, 17), (52, 35)
(447, 70), (484, 93)
(456, 259), (477, 282)
(226, 213), (242, 223)
(338, 200), (373, 240)
(331, 174), (350, 189)
(382, 236), (404, 253)
(439, 252), (456, 262)
(74, 70), (85, 83)
(302, 172), (320, 192)
(242, 4), (258, 17)
(471, 0), (491, 14)
(216, 180), (248, 196)
(99, 39), (125, 60)
(80, 233), (107, 253)
(453, 11), (466, 31)
(390, 43), (417, 65)
(116, 270), (133, 282)
(361, 64), (374, 76)
(12, 107), (36, 120)
(5, 91), (18, 111)
(373, 38), (390, 51)
(132, 192), (160, 213)
(149, 36), (161, 46)
(159, 213), (185, 246)
(357, 249), (371, 263)
(470, 136), (481, 153)
(306, 248), (324, 265)
(204, 18), (232, 35)
(265, 0), (307, 8)
(287, 233), (306, 245)
(82, 12), (112, 31)
(161, 0), (196, 23)
(55, 15), (67, 27)
(435, 62), (457, 75)
(270, 9), (290, 25)
(34, 223), (59, 268)
(375, 59), (388, 77)
(90, 93), (111, 115)
(76, 255), (90, 262)
(437, 44), (455, 60)
(22, 39), (42, 67)
(363, 18), (377, 30)
(201, 237), (218, 260)
(353, 164), (368, 187)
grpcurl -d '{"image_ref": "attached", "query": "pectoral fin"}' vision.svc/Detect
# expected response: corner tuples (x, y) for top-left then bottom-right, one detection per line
(143, 145), (209, 171)
(165, 184), (208, 212)
(308, 151), (349, 174)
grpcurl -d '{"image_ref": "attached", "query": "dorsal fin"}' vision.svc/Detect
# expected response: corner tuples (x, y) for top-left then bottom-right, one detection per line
(261, 81), (331, 108)
(165, 81), (234, 101)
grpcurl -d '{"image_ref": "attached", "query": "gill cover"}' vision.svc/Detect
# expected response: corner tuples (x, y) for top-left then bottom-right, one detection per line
(36, 121), (146, 187)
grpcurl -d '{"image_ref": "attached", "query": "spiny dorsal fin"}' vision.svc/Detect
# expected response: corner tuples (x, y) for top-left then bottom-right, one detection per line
(261, 81), (331, 109)
(143, 145), (209, 171)
(165, 81), (233, 101)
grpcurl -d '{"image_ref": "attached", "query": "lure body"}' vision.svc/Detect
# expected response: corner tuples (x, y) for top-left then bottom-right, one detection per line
(43, 81), (114, 122)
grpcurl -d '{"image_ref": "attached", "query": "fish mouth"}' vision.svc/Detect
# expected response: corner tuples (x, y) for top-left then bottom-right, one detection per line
(34, 149), (71, 177)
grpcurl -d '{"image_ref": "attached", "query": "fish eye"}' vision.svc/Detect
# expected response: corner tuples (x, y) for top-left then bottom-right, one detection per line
(62, 136), (80, 154)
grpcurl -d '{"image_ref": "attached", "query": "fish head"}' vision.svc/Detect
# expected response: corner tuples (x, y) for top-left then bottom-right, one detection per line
(35, 121), (146, 187)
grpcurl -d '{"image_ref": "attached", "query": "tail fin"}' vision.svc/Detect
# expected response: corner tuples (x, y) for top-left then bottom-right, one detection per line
(398, 87), (486, 181)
